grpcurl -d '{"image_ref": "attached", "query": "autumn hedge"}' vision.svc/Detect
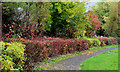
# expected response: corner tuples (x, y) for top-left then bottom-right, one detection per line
(2, 37), (118, 70)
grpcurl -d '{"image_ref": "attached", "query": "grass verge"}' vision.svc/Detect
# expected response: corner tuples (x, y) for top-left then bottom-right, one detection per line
(89, 44), (119, 51)
(34, 44), (119, 70)
(80, 48), (118, 70)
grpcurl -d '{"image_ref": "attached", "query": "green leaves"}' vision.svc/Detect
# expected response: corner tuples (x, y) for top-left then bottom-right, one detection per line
(94, 2), (118, 37)
(49, 2), (88, 38)
(0, 41), (26, 70)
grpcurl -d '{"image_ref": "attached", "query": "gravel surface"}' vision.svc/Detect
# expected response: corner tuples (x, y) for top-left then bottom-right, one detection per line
(46, 46), (120, 70)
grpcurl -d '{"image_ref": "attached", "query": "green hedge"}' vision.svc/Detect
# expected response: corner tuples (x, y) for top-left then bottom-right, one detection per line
(0, 41), (26, 70)
(83, 37), (101, 48)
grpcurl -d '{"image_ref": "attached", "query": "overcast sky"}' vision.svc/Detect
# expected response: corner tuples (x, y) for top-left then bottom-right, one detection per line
(85, 0), (100, 12)
(85, 2), (97, 12)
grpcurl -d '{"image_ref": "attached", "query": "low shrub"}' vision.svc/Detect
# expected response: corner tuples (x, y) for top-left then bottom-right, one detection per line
(118, 38), (120, 44)
(97, 37), (117, 46)
(109, 37), (117, 44)
(2, 37), (117, 70)
(2, 37), (89, 70)
(0, 41), (26, 71)
(83, 37), (101, 48)
(22, 38), (89, 62)
(107, 40), (113, 45)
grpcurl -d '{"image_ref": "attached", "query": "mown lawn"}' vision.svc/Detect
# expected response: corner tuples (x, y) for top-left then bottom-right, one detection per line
(80, 48), (118, 70)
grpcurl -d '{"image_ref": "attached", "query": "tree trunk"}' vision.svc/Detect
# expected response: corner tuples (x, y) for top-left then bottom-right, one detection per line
(0, 3), (2, 41)
(50, 3), (56, 37)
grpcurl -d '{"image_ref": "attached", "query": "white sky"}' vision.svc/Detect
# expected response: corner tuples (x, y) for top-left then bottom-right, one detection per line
(85, 0), (99, 12)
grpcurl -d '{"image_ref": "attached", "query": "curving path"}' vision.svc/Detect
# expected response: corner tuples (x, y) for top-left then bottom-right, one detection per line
(46, 46), (120, 70)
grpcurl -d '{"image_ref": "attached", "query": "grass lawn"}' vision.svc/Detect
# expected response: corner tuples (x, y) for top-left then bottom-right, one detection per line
(34, 45), (118, 70)
(88, 45), (119, 51)
(80, 48), (118, 70)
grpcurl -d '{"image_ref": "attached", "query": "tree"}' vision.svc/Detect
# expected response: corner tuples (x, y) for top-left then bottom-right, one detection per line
(49, 2), (88, 38)
(2, 2), (17, 35)
(102, 2), (118, 37)
(93, 2), (119, 37)
(90, 2), (110, 37)
(2, 2), (51, 39)
(85, 10), (102, 38)
(118, 1), (120, 37)
(0, 2), (2, 41)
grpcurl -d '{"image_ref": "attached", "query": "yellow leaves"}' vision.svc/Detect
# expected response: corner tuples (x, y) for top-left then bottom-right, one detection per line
(81, 51), (96, 56)
(55, 3), (59, 6)
(5, 42), (11, 46)
(19, 36), (21, 39)
(39, 65), (42, 68)
(19, 56), (22, 59)
(105, 62), (108, 63)
(0, 41), (5, 48)
(3, 7), (7, 9)
(10, 69), (18, 70)
(7, 62), (10, 66)
(50, 4), (53, 8)
(66, 2), (70, 4)
(83, 30), (86, 34)
(1, 41), (26, 70)
(58, 9), (62, 13)
(66, 19), (70, 23)
(69, 15), (74, 18)
(2, 59), (15, 70)
(103, 15), (109, 22)
(82, 52), (86, 55)
(62, 2), (70, 4)
(36, 30), (39, 32)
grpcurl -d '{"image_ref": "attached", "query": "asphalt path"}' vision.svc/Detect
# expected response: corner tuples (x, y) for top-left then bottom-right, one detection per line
(46, 46), (120, 70)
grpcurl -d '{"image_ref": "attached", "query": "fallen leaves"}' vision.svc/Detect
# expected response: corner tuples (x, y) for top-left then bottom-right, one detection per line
(105, 62), (107, 63)
(38, 66), (42, 68)
(81, 51), (96, 56)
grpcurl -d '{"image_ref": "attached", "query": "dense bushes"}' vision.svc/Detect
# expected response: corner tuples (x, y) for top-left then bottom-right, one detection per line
(22, 38), (89, 69)
(2, 37), (89, 70)
(97, 37), (117, 46)
(118, 38), (120, 44)
(2, 37), (118, 70)
(0, 41), (26, 70)
(83, 37), (101, 48)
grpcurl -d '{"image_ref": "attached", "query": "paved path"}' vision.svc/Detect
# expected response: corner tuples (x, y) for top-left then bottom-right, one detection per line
(46, 46), (120, 70)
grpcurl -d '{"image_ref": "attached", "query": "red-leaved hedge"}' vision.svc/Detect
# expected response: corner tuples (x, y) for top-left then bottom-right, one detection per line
(97, 37), (117, 46)
(23, 38), (89, 62)
(118, 38), (120, 44)
(2, 37), (89, 70)
(2, 37), (118, 70)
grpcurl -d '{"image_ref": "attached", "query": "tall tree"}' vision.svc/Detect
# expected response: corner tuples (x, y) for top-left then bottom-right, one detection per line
(93, 2), (119, 37)
(49, 2), (88, 38)
(85, 10), (102, 38)
(2, 2), (51, 39)
(102, 2), (118, 37)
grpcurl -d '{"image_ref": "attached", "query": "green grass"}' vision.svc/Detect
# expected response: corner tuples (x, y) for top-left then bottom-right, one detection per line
(34, 44), (118, 70)
(80, 48), (118, 70)
(89, 45), (119, 51)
